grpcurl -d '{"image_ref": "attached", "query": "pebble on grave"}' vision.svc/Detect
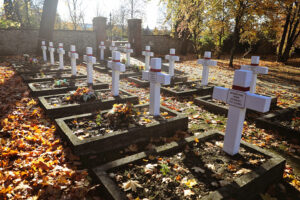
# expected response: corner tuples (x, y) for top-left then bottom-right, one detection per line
(142, 58), (171, 116)
(48, 42), (55, 65)
(68, 45), (79, 76)
(241, 56), (268, 93)
(108, 51), (126, 96)
(99, 41), (106, 61)
(41, 41), (47, 63)
(124, 43), (133, 67)
(109, 41), (118, 57)
(165, 48), (180, 77)
(142, 46), (154, 71)
(197, 51), (217, 86)
(57, 43), (65, 70)
(213, 69), (271, 155)
(83, 47), (96, 86)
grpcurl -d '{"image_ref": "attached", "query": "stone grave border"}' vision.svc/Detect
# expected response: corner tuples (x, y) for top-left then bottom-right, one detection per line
(161, 82), (214, 97)
(92, 131), (285, 200)
(21, 71), (86, 83)
(55, 104), (188, 156)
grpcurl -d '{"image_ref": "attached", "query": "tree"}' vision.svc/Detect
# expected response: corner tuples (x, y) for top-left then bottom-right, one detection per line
(37, 0), (58, 54)
(126, 0), (146, 19)
(66, 0), (86, 30)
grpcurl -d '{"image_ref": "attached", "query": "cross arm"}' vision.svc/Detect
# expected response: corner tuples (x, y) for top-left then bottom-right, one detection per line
(158, 73), (171, 85)
(57, 49), (65, 54)
(241, 65), (268, 74)
(197, 59), (217, 66)
(142, 71), (149, 81)
(245, 93), (271, 112)
(212, 86), (229, 102)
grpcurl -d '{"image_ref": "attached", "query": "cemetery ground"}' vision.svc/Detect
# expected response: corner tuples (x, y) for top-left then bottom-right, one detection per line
(0, 55), (300, 199)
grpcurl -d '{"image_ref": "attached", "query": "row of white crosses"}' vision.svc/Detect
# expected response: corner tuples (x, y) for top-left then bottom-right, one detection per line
(213, 56), (270, 156)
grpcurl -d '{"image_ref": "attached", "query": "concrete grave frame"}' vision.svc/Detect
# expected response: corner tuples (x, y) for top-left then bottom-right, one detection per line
(255, 103), (300, 140)
(28, 79), (109, 97)
(194, 94), (278, 117)
(92, 131), (285, 200)
(127, 75), (150, 88)
(39, 89), (139, 119)
(55, 104), (188, 156)
(161, 81), (214, 98)
(14, 65), (71, 75)
(21, 71), (86, 83)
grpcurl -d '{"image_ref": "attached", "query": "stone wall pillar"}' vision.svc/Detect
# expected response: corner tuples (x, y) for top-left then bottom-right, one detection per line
(93, 16), (107, 57)
(128, 19), (142, 56)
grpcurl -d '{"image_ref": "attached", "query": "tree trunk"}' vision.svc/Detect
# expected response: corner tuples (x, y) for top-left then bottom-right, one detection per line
(36, 0), (58, 55)
(277, 5), (292, 62)
(229, 17), (240, 68)
(4, 0), (14, 20)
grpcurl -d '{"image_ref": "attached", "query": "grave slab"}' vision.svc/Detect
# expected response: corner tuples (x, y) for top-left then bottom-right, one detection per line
(21, 71), (86, 83)
(28, 78), (108, 97)
(255, 103), (300, 140)
(92, 131), (285, 200)
(55, 104), (188, 156)
(39, 89), (139, 119)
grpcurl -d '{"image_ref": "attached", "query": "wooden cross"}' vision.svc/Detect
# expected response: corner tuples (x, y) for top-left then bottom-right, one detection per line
(68, 45), (79, 76)
(213, 70), (271, 155)
(241, 56), (268, 93)
(142, 58), (171, 116)
(197, 51), (217, 86)
(108, 51), (126, 96)
(142, 46), (154, 71)
(165, 48), (180, 76)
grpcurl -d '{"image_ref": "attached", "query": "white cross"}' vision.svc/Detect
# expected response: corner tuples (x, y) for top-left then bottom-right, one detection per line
(41, 41), (47, 63)
(109, 41), (118, 58)
(165, 48), (180, 76)
(68, 45), (79, 76)
(212, 70), (271, 155)
(142, 58), (171, 116)
(124, 43), (133, 67)
(197, 51), (217, 86)
(241, 56), (268, 93)
(108, 51), (126, 96)
(57, 43), (65, 69)
(48, 42), (55, 65)
(83, 47), (96, 85)
(142, 46), (154, 71)
(99, 41), (106, 61)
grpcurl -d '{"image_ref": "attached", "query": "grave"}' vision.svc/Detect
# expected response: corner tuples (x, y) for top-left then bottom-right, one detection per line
(38, 88), (139, 119)
(83, 47), (96, 87)
(48, 41), (55, 65)
(68, 45), (79, 76)
(92, 131), (285, 200)
(161, 51), (217, 97)
(194, 56), (278, 117)
(109, 41), (118, 58)
(212, 69), (272, 155)
(55, 103), (188, 155)
(255, 103), (300, 140)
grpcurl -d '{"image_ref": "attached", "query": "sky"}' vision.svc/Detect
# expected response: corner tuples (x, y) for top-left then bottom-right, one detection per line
(57, 0), (162, 29)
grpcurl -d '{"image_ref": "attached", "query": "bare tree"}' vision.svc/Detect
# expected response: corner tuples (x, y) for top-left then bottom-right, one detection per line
(126, 0), (146, 19)
(66, 0), (85, 30)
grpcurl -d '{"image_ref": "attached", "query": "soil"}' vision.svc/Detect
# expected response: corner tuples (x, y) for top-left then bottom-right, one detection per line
(110, 135), (269, 199)
(45, 90), (130, 107)
(66, 106), (176, 140)
(276, 110), (300, 131)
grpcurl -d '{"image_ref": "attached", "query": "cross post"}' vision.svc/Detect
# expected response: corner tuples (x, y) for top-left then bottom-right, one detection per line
(83, 47), (96, 86)
(68, 45), (79, 76)
(41, 41), (47, 63)
(57, 43), (65, 69)
(48, 42), (55, 65)
(99, 41), (106, 61)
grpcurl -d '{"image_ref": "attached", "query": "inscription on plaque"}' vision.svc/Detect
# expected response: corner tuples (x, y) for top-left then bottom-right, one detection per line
(226, 89), (246, 108)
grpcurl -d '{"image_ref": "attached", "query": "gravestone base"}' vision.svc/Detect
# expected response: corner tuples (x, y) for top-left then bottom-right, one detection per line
(195, 95), (278, 118)
(55, 104), (188, 156)
(255, 103), (300, 140)
(92, 131), (285, 200)
(38, 89), (139, 119)
(28, 79), (109, 97)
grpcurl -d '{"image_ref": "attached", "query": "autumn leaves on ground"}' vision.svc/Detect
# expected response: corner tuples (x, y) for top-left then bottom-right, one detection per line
(0, 64), (99, 199)
(0, 56), (300, 199)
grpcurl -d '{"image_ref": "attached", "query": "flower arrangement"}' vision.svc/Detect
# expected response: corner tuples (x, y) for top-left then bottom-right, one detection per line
(53, 79), (68, 88)
(105, 103), (138, 128)
(121, 58), (127, 64)
(64, 87), (97, 102)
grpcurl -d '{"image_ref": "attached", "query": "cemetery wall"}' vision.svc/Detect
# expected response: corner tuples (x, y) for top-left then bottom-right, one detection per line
(142, 35), (194, 55)
(0, 29), (193, 56)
